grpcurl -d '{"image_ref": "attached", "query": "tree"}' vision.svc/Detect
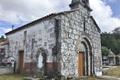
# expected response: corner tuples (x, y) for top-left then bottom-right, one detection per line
(101, 32), (120, 55)
(0, 35), (6, 42)
(101, 47), (110, 56)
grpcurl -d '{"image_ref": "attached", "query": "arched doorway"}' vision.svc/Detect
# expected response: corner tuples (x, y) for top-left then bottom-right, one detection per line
(36, 48), (47, 75)
(37, 54), (43, 68)
(78, 38), (92, 76)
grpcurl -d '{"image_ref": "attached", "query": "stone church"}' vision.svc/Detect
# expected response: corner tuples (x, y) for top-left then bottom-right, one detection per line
(5, 0), (102, 78)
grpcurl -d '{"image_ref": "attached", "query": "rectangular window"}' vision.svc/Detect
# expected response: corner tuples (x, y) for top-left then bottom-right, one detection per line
(24, 31), (27, 44)
(54, 19), (61, 40)
(83, 17), (86, 31)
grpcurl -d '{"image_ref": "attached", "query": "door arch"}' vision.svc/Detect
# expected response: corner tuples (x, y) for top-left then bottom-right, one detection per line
(36, 48), (47, 75)
(78, 37), (93, 76)
(37, 54), (43, 68)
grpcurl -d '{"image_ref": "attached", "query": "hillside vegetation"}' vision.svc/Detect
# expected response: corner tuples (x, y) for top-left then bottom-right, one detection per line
(101, 27), (120, 55)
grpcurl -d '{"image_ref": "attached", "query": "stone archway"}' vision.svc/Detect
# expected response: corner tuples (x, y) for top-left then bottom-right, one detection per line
(83, 37), (93, 76)
(77, 37), (93, 76)
(36, 48), (47, 75)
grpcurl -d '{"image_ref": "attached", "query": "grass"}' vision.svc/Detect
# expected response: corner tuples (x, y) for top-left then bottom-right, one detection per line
(87, 77), (99, 80)
(103, 66), (120, 77)
(0, 74), (24, 80)
(76, 76), (103, 80)
(0, 74), (105, 80)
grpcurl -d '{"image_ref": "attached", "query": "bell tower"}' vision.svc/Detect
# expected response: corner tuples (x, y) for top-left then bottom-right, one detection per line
(69, 0), (92, 11)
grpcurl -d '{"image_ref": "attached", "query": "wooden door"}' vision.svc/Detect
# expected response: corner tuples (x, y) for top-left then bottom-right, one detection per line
(90, 53), (93, 76)
(78, 52), (84, 76)
(18, 51), (24, 73)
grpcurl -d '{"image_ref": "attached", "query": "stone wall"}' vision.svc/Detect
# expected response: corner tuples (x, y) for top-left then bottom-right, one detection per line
(60, 6), (102, 77)
(5, 4), (102, 77)
(6, 18), (57, 74)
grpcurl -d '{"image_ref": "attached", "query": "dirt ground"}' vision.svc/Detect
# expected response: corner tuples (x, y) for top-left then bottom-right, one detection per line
(103, 66), (120, 78)
(0, 74), (24, 80)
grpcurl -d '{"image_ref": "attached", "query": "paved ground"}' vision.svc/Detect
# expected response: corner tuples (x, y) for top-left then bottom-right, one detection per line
(102, 66), (120, 80)
(97, 76), (120, 80)
(0, 67), (13, 74)
(102, 66), (118, 71)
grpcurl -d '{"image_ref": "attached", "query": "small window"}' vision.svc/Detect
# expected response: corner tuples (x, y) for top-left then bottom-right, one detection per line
(32, 38), (35, 49)
(55, 19), (60, 27)
(83, 17), (86, 31)
(82, 0), (88, 3)
(55, 19), (61, 40)
(24, 31), (27, 44)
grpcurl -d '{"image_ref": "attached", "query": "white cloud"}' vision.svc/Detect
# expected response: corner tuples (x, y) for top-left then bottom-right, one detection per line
(90, 0), (120, 32)
(0, 0), (71, 36)
(0, 27), (11, 35)
(0, 0), (70, 23)
(0, 0), (120, 34)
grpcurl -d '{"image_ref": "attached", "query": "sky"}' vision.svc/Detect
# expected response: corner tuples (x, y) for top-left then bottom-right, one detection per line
(0, 0), (120, 36)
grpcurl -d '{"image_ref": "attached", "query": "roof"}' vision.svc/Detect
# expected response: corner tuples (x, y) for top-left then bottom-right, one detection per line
(108, 50), (116, 57)
(0, 40), (9, 46)
(5, 9), (101, 35)
(5, 10), (76, 35)
(90, 16), (101, 33)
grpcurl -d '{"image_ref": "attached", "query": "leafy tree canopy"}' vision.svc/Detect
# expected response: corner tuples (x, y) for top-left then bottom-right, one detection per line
(101, 27), (120, 55)
(101, 47), (110, 56)
(0, 35), (6, 42)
